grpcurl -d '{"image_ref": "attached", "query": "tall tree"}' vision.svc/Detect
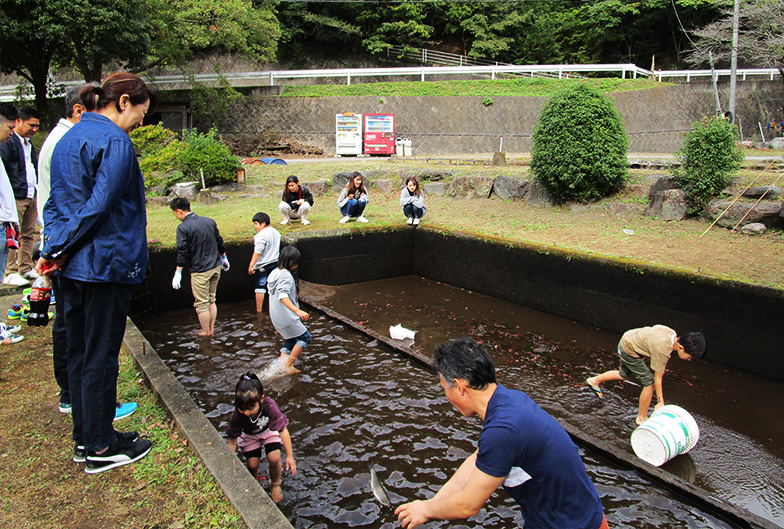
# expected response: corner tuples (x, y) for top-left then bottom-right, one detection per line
(0, 0), (66, 119)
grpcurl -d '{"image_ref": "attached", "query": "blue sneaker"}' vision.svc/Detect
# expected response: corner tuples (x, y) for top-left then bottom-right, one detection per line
(8, 305), (25, 320)
(114, 402), (138, 422)
(59, 402), (72, 414)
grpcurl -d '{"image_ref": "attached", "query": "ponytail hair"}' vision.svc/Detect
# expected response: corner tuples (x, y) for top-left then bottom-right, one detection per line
(79, 72), (157, 114)
(234, 371), (264, 411)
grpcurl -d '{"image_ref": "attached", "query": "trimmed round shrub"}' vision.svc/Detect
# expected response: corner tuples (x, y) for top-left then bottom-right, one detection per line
(531, 84), (628, 203)
(673, 115), (744, 216)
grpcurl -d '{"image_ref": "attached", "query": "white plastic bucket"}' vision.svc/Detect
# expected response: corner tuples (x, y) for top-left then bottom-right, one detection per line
(630, 404), (700, 466)
(389, 324), (416, 340)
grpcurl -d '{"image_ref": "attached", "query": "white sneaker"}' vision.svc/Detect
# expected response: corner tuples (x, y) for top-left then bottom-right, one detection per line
(339, 216), (351, 224)
(280, 218), (289, 225)
(3, 273), (30, 286)
(406, 217), (413, 225)
(22, 269), (39, 280)
(357, 216), (369, 223)
(301, 218), (311, 225)
(413, 218), (420, 226)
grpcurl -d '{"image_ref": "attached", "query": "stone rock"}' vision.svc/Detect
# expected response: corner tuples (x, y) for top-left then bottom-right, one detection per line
(525, 181), (554, 208)
(402, 169), (452, 182)
(743, 185), (781, 200)
(492, 175), (530, 201)
(423, 182), (445, 196)
(168, 183), (199, 199)
(211, 183), (244, 193)
(647, 176), (679, 201)
(647, 189), (688, 221)
(198, 190), (223, 205)
(373, 179), (394, 194)
(739, 140), (754, 149)
(147, 185), (167, 197)
(770, 137), (784, 150)
(740, 222), (767, 235)
(569, 204), (590, 213)
(492, 152), (506, 166)
(445, 176), (494, 199)
(145, 196), (169, 207)
(303, 180), (329, 196)
(604, 202), (644, 218)
(706, 199), (782, 228)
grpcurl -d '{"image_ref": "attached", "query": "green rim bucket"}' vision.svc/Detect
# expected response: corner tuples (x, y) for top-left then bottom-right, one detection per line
(630, 404), (700, 466)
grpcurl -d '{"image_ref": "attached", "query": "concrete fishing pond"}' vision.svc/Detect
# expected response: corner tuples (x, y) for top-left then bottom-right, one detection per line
(135, 276), (784, 529)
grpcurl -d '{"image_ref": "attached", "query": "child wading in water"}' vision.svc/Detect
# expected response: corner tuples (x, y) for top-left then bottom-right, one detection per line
(247, 212), (281, 313)
(400, 176), (426, 225)
(267, 246), (310, 374)
(226, 372), (296, 503)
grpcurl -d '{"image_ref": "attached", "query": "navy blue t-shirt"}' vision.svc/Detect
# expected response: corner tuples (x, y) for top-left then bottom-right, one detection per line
(476, 384), (604, 529)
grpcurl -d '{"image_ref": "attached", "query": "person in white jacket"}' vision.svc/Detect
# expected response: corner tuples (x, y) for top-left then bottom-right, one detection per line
(0, 103), (19, 283)
(400, 176), (426, 226)
(267, 246), (310, 375)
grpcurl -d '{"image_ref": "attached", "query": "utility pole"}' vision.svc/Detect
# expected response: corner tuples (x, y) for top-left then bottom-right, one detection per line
(728, 0), (740, 123)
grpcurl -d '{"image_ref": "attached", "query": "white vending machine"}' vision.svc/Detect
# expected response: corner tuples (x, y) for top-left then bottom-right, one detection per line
(335, 113), (363, 156)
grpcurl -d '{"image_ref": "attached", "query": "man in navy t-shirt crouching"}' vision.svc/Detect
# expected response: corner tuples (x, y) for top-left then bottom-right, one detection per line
(396, 337), (608, 529)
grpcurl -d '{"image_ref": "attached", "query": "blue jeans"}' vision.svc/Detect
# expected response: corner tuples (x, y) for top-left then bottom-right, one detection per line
(403, 204), (425, 219)
(51, 274), (70, 405)
(60, 277), (134, 450)
(281, 330), (312, 354)
(340, 199), (367, 218)
(0, 222), (9, 279)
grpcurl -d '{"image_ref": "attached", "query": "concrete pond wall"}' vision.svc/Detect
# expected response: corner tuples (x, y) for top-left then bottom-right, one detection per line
(136, 227), (784, 384)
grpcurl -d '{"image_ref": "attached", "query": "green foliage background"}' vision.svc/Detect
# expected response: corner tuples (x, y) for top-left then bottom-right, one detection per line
(530, 83), (629, 204)
(673, 115), (744, 215)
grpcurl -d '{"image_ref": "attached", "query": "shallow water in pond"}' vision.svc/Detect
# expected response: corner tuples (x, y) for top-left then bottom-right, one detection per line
(136, 276), (784, 529)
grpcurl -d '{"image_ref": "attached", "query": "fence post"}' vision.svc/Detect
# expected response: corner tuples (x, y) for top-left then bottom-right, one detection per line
(347, 71), (351, 85)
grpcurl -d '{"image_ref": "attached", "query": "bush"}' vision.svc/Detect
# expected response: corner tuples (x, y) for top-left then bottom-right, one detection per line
(178, 128), (242, 187)
(673, 116), (744, 216)
(530, 84), (628, 203)
(130, 124), (176, 155)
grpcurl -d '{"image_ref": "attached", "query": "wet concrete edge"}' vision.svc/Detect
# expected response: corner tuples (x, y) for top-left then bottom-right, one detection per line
(122, 319), (294, 529)
(299, 294), (779, 529)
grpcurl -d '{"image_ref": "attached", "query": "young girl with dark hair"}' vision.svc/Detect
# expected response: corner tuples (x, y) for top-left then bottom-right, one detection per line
(267, 246), (310, 374)
(278, 175), (314, 226)
(226, 371), (296, 503)
(400, 176), (426, 225)
(337, 172), (369, 223)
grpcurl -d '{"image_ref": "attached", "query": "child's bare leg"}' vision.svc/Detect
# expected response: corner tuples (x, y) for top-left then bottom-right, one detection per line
(637, 385), (654, 424)
(246, 456), (261, 479)
(255, 293), (264, 313)
(586, 370), (624, 390)
(267, 449), (283, 502)
(283, 345), (303, 374)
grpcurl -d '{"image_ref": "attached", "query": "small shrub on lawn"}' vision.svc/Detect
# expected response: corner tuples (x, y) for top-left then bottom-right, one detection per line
(673, 115), (744, 216)
(530, 83), (628, 204)
(178, 128), (242, 187)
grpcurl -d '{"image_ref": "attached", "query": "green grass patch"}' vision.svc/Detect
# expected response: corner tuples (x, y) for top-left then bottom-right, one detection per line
(281, 77), (665, 98)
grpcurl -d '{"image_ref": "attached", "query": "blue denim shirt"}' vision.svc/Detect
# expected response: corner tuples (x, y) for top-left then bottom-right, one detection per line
(42, 112), (147, 284)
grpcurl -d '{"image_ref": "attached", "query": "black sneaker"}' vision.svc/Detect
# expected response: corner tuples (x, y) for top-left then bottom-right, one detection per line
(84, 437), (151, 474)
(74, 431), (139, 463)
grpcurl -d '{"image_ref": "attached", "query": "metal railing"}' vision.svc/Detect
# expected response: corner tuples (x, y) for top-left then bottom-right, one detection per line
(1, 64), (780, 102)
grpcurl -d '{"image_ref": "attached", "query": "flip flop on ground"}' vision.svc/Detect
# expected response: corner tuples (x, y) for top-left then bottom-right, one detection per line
(585, 380), (603, 399)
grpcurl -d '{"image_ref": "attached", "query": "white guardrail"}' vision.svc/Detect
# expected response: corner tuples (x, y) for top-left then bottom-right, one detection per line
(0, 65), (780, 102)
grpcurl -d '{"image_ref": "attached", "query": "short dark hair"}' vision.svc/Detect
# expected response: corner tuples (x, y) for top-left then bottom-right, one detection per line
(234, 371), (264, 412)
(678, 331), (706, 359)
(18, 106), (38, 121)
(0, 103), (18, 123)
(433, 337), (496, 390)
(65, 83), (96, 117)
(277, 245), (300, 270)
(253, 212), (271, 226)
(169, 197), (191, 212)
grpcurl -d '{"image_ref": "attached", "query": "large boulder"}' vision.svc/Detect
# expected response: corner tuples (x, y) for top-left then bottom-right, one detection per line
(770, 137), (784, 150)
(402, 169), (453, 182)
(706, 199), (782, 228)
(604, 202), (644, 218)
(492, 175), (530, 201)
(423, 182), (446, 196)
(525, 181), (554, 208)
(445, 176), (494, 199)
(168, 182), (199, 199)
(332, 172), (373, 190)
(303, 180), (330, 196)
(211, 183), (245, 192)
(373, 179), (394, 194)
(647, 189), (688, 221)
(743, 185), (781, 200)
(647, 176), (679, 201)
(740, 222), (767, 235)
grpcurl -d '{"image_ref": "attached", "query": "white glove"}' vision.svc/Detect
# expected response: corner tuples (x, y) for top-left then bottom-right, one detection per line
(220, 255), (230, 272)
(172, 270), (182, 289)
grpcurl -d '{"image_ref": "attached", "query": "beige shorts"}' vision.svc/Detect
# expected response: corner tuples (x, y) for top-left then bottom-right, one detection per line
(191, 266), (221, 313)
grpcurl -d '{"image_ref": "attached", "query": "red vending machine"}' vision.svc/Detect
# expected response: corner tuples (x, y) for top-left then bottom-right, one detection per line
(363, 114), (395, 155)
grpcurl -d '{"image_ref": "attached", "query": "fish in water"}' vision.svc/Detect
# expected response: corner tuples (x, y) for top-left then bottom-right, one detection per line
(367, 462), (392, 507)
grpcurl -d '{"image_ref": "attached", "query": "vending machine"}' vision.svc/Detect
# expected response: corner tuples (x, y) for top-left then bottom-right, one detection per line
(363, 114), (395, 155)
(335, 113), (363, 156)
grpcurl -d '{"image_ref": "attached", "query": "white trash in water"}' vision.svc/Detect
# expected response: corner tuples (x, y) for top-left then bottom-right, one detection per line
(389, 324), (416, 340)
(631, 404), (700, 466)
